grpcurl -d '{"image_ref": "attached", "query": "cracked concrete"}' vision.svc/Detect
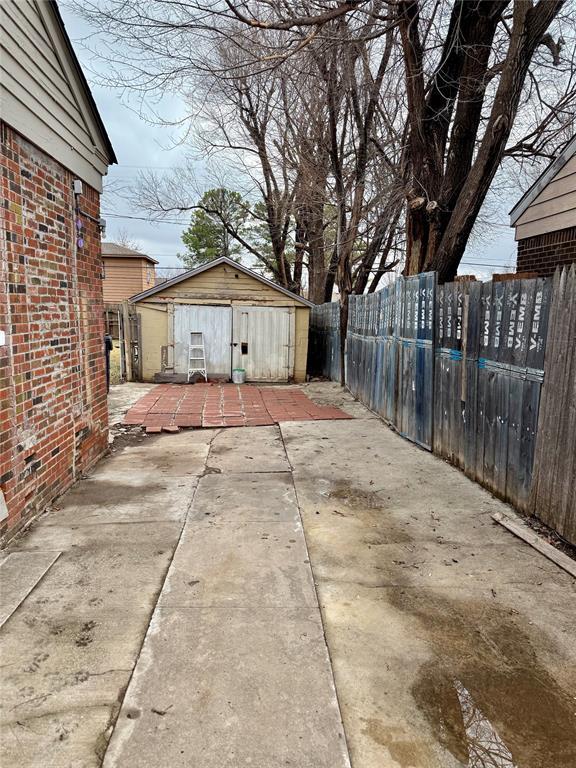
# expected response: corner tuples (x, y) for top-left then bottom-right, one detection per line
(0, 430), (213, 768)
(281, 393), (576, 768)
(102, 426), (349, 768)
(1, 383), (575, 767)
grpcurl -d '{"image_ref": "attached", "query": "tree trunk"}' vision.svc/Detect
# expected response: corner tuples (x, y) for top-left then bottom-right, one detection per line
(324, 245), (339, 303)
(403, 203), (428, 275)
(402, 0), (565, 281)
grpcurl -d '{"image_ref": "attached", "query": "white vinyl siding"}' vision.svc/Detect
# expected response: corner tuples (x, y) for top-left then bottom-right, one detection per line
(0, 0), (110, 190)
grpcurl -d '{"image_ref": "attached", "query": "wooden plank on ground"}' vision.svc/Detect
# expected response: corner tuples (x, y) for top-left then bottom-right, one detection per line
(492, 512), (576, 579)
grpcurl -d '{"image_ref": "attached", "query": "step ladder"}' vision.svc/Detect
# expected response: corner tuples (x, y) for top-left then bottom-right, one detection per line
(188, 332), (208, 382)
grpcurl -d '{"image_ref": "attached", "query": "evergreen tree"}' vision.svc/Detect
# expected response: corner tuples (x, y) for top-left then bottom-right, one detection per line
(180, 188), (249, 268)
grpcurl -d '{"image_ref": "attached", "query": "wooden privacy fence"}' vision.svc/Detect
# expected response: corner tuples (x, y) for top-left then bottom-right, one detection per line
(530, 266), (576, 543)
(308, 267), (576, 543)
(347, 274), (435, 449)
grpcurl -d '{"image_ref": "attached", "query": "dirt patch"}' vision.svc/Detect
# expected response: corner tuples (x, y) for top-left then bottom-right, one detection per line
(324, 481), (385, 511)
(107, 426), (153, 454)
(390, 590), (576, 767)
(317, 481), (413, 546)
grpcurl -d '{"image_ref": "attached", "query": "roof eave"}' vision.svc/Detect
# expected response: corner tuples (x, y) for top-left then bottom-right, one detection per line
(49, 1), (117, 166)
(102, 253), (159, 265)
(509, 134), (576, 227)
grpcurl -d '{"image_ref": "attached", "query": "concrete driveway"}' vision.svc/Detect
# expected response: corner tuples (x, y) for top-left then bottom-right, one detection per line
(1, 383), (575, 767)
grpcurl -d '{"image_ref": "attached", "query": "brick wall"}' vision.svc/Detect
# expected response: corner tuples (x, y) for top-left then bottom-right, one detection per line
(517, 226), (576, 277)
(1, 122), (108, 542)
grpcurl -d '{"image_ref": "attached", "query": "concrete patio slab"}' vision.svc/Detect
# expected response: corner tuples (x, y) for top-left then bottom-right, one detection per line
(103, 606), (350, 768)
(103, 461), (349, 768)
(0, 432), (206, 768)
(208, 425), (290, 473)
(0, 705), (113, 768)
(162, 522), (315, 608)
(189, 472), (297, 522)
(36, 475), (198, 526)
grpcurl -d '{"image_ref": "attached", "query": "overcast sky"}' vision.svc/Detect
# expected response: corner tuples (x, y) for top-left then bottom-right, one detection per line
(61, 4), (519, 280)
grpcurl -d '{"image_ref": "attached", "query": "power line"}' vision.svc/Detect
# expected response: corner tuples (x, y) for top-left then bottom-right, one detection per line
(102, 212), (188, 224)
(102, 210), (514, 233)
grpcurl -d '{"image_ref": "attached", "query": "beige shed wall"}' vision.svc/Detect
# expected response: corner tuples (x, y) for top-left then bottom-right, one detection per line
(138, 304), (167, 381)
(294, 307), (310, 383)
(134, 263), (311, 382)
(515, 155), (576, 240)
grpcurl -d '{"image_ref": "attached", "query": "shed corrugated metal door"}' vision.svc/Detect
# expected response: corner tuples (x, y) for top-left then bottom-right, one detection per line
(232, 307), (292, 381)
(174, 305), (232, 377)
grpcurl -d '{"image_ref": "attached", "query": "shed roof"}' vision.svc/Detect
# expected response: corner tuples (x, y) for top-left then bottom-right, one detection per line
(509, 134), (576, 226)
(102, 242), (158, 264)
(129, 256), (314, 307)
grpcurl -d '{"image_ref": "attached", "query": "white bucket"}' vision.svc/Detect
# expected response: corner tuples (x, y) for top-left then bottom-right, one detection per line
(232, 368), (246, 384)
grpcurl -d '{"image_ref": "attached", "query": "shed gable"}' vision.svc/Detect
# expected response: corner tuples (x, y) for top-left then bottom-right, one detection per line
(0, 0), (113, 190)
(145, 263), (303, 306)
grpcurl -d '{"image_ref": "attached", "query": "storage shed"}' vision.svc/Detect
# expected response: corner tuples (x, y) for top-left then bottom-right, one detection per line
(129, 257), (313, 383)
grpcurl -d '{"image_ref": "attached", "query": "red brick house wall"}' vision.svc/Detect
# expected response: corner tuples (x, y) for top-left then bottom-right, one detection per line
(516, 226), (576, 277)
(0, 123), (108, 541)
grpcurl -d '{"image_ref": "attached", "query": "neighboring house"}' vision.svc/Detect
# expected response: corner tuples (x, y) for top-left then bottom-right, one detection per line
(129, 256), (312, 383)
(0, 0), (116, 540)
(510, 135), (576, 276)
(102, 242), (157, 303)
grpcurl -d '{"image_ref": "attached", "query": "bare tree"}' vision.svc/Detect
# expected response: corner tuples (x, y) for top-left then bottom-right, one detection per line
(73, 0), (576, 290)
(111, 228), (142, 251)
(397, 0), (572, 281)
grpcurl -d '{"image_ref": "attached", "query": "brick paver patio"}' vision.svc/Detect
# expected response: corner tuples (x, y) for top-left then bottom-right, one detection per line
(123, 384), (352, 432)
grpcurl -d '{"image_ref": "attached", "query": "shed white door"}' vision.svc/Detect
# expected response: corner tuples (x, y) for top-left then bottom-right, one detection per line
(232, 307), (293, 381)
(174, 305), (232, 378)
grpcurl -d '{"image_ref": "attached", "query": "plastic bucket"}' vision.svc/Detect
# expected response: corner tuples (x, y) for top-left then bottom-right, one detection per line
(232, 368), (246, 384)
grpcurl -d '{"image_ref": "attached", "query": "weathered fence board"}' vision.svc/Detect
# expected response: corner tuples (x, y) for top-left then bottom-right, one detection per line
(309, 266), (574, 543)
(530, 266), (576, 543)
(346, 274), (435, 448)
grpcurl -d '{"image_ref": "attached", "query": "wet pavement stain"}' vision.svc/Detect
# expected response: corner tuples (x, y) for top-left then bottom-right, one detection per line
(361, 720), (435, 767)
(397, 591), (576, 767)
(454, 680), (516, 767)
(66, 481), (168, 506)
